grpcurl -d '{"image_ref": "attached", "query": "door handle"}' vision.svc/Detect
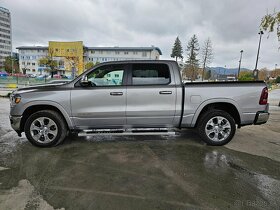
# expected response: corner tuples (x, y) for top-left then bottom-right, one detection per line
(159, 91), (172, 95)
(110, 92), (123, 96)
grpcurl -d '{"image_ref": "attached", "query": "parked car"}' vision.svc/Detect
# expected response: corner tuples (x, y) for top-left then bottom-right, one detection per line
(0, 71), (8, 77)
(27, 74), (36, 78)
(9, 60), (269, 147)
(37, 74), (48, 79)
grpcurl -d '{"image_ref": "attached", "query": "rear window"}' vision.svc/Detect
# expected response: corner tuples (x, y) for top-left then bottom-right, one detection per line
(132, 64), (170, 85)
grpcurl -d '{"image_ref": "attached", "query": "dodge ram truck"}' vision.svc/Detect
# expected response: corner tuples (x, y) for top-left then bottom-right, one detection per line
(9, 60), (269, 147)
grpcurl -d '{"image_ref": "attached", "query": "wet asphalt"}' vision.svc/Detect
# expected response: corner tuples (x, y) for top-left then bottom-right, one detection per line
(0, 93), (280, 210)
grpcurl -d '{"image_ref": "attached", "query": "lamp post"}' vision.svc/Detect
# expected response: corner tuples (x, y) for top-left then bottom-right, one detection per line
(253, 31), (264, 80)
(237, 50), (243, 79)
(274, 64), (277, 78)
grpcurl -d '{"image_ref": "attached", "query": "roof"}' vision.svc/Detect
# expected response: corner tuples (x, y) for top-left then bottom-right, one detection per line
(86, 47), (162, 55)
(16, 46), (162, 55)
(16, 46), (48, 50)
(0, 7), (9, 13)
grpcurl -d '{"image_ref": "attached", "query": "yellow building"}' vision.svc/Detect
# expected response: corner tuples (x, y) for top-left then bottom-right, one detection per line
(49, 41), (84, 75)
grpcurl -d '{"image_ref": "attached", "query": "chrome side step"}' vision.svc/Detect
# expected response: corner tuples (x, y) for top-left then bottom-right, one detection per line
(78, 128), (176, 137)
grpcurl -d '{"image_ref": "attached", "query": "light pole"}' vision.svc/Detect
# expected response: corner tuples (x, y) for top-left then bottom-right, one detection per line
(237, 50), (243, 79)
(274, 64), (277, 78)
(253, 31), (264, 80)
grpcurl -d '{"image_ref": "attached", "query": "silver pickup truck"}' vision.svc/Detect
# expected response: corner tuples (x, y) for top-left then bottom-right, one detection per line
(9, 60), (269, 147)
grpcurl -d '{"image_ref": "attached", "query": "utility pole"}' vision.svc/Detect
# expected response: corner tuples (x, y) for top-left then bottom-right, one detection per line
(237, 50), (243, 79)
(253, 31), (264, 80)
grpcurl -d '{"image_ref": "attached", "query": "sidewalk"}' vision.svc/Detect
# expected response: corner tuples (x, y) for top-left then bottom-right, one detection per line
(0, 88), (15, 97)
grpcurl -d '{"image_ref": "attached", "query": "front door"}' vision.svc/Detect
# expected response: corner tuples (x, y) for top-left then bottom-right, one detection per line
(71, 64), (127, 129)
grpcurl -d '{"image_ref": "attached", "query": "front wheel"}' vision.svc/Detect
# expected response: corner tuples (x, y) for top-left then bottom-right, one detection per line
(24, 110), (67, 147)
(197, 110), (236, 146)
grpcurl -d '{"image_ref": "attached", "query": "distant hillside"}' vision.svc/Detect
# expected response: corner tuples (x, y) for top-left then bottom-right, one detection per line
(209, 67), (251, 75)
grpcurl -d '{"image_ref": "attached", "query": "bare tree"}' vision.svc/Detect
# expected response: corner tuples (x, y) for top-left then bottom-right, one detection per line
(201, 38), (213, 81)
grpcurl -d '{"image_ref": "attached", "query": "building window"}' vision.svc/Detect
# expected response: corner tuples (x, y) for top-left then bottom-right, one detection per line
(124, 51), (129, 55)
(115, 74), (119, 78)
(133, 51), (138, 55)
(91, 50), (95, 54)
(32, 69), (36, 72)
(22, 62), (25, 65)
(115, 51), (120, 55)
(32, 63), (35, 66)
(27, 62), (30, 65)
(142, 52), (147, 57)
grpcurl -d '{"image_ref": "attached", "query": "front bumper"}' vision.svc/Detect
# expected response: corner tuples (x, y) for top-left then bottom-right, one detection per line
(10, 115), (22, 134)
(254, 111), (270, 125)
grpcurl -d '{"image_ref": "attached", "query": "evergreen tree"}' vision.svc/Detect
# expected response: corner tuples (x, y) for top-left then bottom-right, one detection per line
(170, 36), (183, 61)
(185, 34), (200, 81)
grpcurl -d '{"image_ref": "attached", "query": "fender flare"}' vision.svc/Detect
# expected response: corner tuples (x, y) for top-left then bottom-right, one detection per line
(191, 98), (241, 126)
(21, 100), (74, 129)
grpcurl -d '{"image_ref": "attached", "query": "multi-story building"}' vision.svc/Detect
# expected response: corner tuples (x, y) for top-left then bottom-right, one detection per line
(17, 42), (162, 76)
(0, 6), (12, 69)
(85, 46), (161, 63)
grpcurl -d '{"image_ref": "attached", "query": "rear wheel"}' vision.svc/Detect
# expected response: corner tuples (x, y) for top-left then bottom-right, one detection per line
(197, 110), (236, 146)
(24, 110), (67, 147)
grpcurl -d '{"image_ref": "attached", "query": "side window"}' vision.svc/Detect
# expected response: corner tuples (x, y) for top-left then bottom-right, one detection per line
(132, 64), (170, 85)
(87, 65), (124, 86)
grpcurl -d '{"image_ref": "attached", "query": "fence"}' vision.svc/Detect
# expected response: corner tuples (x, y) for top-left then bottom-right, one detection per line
(0, 76), (70, 88)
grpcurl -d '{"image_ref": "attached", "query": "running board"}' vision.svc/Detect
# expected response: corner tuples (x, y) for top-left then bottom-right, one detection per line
(78, 128), (176, 137)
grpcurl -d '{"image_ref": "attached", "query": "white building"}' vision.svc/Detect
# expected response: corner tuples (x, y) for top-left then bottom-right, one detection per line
(17, 45), (162, 75)
(0, 6), (12, 68)
(85, 46), (162, 63)
(17, 46), (48, 75)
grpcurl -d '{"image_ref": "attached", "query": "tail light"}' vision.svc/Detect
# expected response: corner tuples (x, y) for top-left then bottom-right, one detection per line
(259, 87), (268, 105)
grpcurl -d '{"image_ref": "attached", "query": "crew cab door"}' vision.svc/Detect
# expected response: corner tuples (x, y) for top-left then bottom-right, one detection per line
(126, 63), (176, 127)
(71, 64), (128, 128)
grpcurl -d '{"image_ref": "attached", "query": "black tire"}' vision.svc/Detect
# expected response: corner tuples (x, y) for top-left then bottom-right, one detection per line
(24, 110), (67, 147)
(197, 109), (236, 146)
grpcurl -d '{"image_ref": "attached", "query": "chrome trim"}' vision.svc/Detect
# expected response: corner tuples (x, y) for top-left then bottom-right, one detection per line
(254, 112), (270, 125)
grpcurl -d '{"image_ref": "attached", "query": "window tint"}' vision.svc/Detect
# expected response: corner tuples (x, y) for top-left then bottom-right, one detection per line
(87, 65), (124, 86)
(132, 64), (170, 85)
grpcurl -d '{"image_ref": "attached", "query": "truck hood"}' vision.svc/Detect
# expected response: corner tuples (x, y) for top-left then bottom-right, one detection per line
(14, 83), (70, 94)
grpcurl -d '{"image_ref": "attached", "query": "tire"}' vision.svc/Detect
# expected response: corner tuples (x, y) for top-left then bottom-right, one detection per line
(24, 110), (67, 147)
(197, 109), (236, 146)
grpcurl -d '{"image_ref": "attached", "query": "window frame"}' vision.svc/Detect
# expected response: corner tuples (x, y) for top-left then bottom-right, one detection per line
(127, 63), (171, 86)
(75, 64), (129, 88)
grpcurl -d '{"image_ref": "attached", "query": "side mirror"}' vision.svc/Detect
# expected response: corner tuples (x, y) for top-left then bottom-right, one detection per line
(80, 76), (90, 86)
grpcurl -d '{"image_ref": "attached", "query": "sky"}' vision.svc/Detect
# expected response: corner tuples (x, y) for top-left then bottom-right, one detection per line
(2, 0), (280, 69)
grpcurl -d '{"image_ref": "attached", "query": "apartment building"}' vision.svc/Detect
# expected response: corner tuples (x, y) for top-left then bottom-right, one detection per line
(0, 6), (12, 68)
(17, 42), (162, 76)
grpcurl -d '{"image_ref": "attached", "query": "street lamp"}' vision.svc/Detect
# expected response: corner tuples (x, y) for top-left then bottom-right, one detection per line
(237, 50), (243, 79)
(253, 30), (264, 80)
(274, 64), (277, 78)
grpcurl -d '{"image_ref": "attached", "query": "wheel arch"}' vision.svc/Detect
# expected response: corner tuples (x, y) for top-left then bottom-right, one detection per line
(20, 101), (73, 132)
(192, 99), (241, 127)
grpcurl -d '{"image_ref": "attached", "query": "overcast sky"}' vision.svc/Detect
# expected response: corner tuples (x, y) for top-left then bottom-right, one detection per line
(2, 0), (280, 69)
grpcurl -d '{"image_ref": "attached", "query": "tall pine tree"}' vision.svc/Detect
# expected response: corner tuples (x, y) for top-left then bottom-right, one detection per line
(171, 36), (183, 61)
(185, 34), (200, 81)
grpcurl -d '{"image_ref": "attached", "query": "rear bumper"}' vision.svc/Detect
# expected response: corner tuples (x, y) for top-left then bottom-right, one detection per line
(254, 111), (270, 125)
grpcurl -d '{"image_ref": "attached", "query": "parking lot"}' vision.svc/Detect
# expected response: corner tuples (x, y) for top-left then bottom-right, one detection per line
(0, 90), (280, 210)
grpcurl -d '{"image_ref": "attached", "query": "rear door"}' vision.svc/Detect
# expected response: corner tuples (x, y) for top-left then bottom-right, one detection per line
(126, 63), (176, 127)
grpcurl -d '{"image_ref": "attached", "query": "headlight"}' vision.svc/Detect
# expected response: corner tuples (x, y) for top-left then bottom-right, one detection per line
(10, 94), (21, 104)
(15, 95), (21, 104)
